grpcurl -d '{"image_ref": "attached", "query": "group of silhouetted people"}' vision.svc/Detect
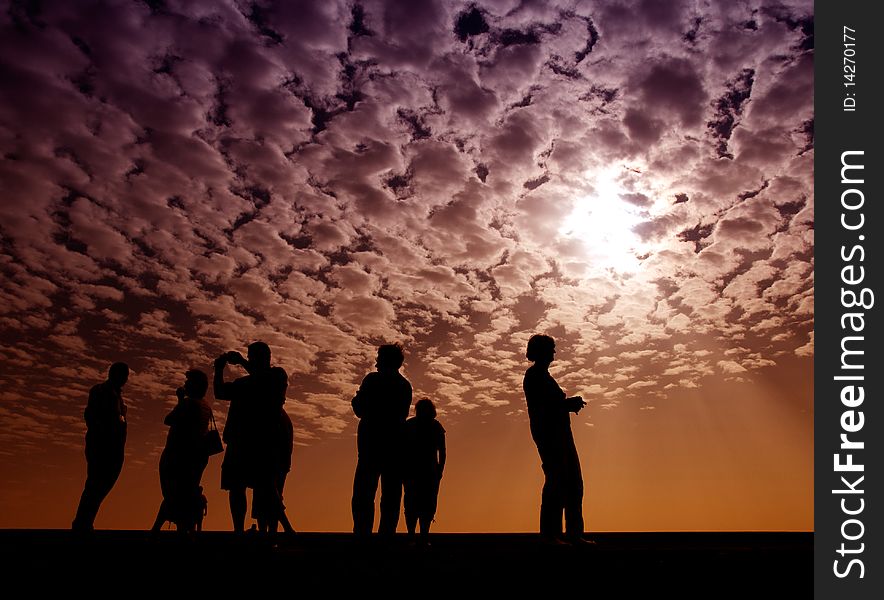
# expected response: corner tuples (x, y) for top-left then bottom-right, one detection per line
(73, 335), (589, 545)
(351, 344), (446, 544)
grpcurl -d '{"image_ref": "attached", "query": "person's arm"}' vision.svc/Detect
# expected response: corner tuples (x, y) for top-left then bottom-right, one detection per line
(274, 368), (289, 409)
(550, 374), (585, 413)
(523, 371), (547, 416)
(351, 374), (371, 418)
(213, 355), (235, 401)
(165, 387), (186, 425)
(565, 396), (586, 413)
(398, 379), (413, 422)
(85, 384), (113, 430)
(182, 400), (204, 438)
(84, 385), (98, 428)
(437, 425), (446, 479)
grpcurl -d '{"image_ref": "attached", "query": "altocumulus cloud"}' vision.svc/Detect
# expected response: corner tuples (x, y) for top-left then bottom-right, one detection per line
(0, 0), (812, 454)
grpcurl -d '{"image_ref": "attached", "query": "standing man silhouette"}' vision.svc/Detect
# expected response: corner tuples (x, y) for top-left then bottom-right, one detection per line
(523, 335), (590, 544)
(351, 343), (412, 536)
(72, 362), (129, 531)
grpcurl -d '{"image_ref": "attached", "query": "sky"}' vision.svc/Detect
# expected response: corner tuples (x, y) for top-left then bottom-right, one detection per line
(0, 0), (813, 532)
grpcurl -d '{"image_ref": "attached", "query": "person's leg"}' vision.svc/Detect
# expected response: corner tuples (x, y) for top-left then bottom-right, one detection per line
(418, 477), (437, 541)
(253, 486), (268, 533)
(563, 448), (585, 539)
(189, 457), (208, 533)
(197, 499), (205, 532)
(403, 479), (417, 536)
(421, 476), (440, 538)
(229, 487), (247, 532)
(221, 447), (248, 532)
(261, 478), (295, 534)
(275, 498), (295, 534)
(417, 492), (430, 540)
(378, 462), (402, 536)
(179, 492), (200, 534)
(151, 499), (168, 532)
(73, 472), (103, 531)
(164, 456), (189, 531)
(539, 458), (565, 539)
(73, 446), (123, 530)
(352, 456), (380, 535)
(269, 471), (287, 533)
(419, 513), (431, 539)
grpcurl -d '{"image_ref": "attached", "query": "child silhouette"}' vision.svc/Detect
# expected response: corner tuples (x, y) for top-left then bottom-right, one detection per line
(403, 398), (446, 546)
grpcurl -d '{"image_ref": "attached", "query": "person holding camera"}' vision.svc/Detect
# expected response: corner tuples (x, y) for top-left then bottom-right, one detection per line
(214, 342), (293, 534)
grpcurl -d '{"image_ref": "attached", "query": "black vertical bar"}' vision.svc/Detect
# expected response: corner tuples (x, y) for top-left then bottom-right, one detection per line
(815, 1), (882, 597)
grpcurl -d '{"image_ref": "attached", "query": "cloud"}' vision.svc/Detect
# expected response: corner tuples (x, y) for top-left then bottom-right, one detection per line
(717, 360), (748, 374)
(0, 0), (813, 461)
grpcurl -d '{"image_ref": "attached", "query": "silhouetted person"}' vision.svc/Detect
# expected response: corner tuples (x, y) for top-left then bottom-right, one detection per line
(253, 366), (294, 533)
(198, 487), (208, 531)
(270, 397), (294, 533)
(72, 362), (129, 531)
(214, 343), (294, 534)
(151, 369), (212, 533)
(403, 398), (446, 546)
(351, 343), (413, 536)
(195, 487), (207, 531)
(523, 335), (589, 544)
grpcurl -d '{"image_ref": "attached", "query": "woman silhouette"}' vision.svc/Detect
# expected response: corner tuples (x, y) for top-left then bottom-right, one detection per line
(151, 369), (212, 533)
(523, 334), (589, 544)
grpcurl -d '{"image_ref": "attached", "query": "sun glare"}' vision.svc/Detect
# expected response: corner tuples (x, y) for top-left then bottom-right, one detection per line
(559, 167), (648, 273)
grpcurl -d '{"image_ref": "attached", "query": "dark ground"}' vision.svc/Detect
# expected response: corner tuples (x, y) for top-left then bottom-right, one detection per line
(0, 530), (811, 596)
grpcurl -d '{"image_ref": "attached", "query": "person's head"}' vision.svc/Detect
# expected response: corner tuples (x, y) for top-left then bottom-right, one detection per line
(247, 341), (271, 372)
(376, 343), (404, 372)
(108, 362), (129, 388)
(415, 398), (436, 420)
(184, 369), (209, 399)
(526, 334), (556, 365)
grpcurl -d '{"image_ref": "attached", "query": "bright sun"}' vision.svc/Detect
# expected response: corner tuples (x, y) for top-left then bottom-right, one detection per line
(559, 167), (648, 273)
